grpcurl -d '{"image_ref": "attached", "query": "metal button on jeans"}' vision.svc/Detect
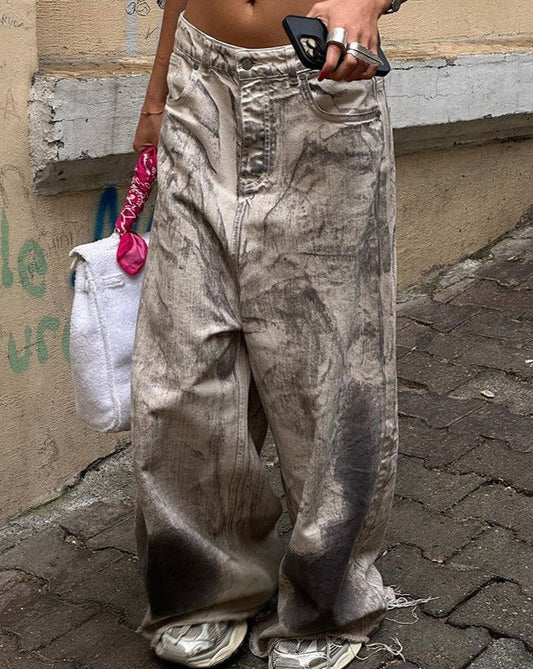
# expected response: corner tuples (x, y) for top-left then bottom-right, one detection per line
(241, 57), (253, 70)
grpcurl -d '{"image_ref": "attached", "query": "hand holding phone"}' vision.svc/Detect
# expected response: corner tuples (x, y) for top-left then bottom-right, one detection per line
(282, 15), (391, 77)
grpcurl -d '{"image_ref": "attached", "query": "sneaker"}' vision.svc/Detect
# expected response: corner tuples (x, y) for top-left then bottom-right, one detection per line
(269, 637), (362, 669)
(154, 620), (248, 667)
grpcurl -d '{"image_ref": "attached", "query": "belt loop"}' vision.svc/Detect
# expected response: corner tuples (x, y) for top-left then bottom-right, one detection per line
(201, 45), (210, 71)
(288, 57), (298, 86)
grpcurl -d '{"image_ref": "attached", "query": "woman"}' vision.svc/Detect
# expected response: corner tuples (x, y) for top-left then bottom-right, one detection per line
(131, 0), (405, 667)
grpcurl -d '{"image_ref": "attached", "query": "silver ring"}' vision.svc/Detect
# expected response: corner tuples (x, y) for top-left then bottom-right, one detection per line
(346, 42), (382, 66)
(346, 49), (381, 67)
(326, 27), (348, 52)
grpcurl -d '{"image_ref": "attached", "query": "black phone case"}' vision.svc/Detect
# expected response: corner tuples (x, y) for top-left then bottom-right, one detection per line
(282, 15), (391, 77)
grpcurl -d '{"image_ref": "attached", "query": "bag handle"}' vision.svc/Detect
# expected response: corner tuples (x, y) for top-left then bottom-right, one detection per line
(115, 146), (157, 275)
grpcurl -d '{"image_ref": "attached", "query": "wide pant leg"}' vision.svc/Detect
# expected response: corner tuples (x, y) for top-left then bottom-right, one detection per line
(241, 76), (398, 655)
(131, 38), (285, 642)
(132, 13), (398, 651)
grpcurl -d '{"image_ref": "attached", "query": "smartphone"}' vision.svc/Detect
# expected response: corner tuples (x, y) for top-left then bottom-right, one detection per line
(282, 15), (391, 77)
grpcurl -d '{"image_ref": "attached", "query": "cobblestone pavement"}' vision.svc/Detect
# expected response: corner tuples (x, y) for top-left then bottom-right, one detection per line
(1, 223), (533, 669)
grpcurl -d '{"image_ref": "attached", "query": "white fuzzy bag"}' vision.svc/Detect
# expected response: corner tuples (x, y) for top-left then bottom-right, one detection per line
(69, 147), (157, 432)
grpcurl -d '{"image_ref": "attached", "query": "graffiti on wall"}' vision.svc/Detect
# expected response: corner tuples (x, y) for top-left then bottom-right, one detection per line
(93, 185), (153, 241)
(126, 1), (151, 17)
(1, 174), (153, 375)
(0, 204), (70, 374)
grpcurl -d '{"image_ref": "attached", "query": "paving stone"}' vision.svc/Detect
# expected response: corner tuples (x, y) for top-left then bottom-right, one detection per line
(0, 633), (78, 669)
(86, 516), (137, 554)
(454, 309), (533, 347)
(60, 501), (132, 543)
(63, 554), (146, 630)
(395, 456), (484, 512)
(449, 581), (533, 649)
(449, 368), (533, 416)
(0, 569), (26, 594)
(399, 417), (482, 467)
(40, 610), (156, 669)
(507, 224), (533, 239)
(423, 330), (480, 361)
(450, 279), (533, 318)
(0, 578), (99, 652)
(396, 295), (481, 332)
(331, 610), (427, 668)
(0, 526), (123, 593)
(377, 544), (490, 616)
(0, 525), (34, 554)
(396, 346), (411, 360)
(397, 317), (415, 331)
(449, 526), (532, 596)
(449, 403), (533, 452)
(350, 634), (401, 669)
(397, 296), (427, 318)
(523, 276), (533, 289)
(398, 390), (484, 429)
(397, 350), (477, 394)
(396, 320), (435, 350)
(0, 571), (45, 608)
(386, 499), (485, 561)
(490, 232), (533, 260)
(429, 257), (484, 288)
(230, 648), (273, 669)
(451, 438), (533, 492)
(362, 610), (490, 669)
(455, 335), (533, 381)
(476, 259), (533, 287)
(449, 484), (533, 543)
(520, 306), (533, 321)
(467, 638), (533, 669)
(432, 277), (478, 303)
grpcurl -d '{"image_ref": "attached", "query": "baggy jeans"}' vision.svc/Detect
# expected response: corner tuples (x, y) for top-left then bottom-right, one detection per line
(131, 13), (398, 656)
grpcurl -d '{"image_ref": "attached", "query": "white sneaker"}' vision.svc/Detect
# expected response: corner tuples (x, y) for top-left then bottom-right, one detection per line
(269, 637), (362, 669)
(154, 620), (248, 667)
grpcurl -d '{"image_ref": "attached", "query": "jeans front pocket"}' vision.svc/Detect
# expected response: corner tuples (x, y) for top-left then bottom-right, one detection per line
(301, 72), (381, 123)
(166, 50), (199, 108)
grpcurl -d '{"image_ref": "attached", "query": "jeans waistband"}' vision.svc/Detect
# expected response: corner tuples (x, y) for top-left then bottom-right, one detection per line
(175, 12), (308, 80)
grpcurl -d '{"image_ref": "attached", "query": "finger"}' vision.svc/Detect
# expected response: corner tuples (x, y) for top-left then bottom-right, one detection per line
(360, 63), (380, 80)
(347, 64), (377, 81)
(319, 43), (343, 80)
(306, 2), (325, 18)
(334, 55), (368, 81)
(329, 52), (358, 81)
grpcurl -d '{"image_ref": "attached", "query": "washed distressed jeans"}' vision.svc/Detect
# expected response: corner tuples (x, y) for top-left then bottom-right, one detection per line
(131, 13), (398, 656)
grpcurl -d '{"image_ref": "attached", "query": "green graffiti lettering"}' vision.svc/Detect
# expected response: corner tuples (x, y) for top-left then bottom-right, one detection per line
(1, 208), (14, 288)
(7, 326), (32, 373)
(17, 239), (47, 297)
(62, 318), (71, 364)
(36, 316), (60, 363)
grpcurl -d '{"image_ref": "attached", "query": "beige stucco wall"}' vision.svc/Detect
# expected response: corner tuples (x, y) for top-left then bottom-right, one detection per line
(383, 0), (533, 46)
(0, 0), (532, 522)
(36, 0), (533, 62)
(397, 138), (533, 288)
(1, 1), (146, 522)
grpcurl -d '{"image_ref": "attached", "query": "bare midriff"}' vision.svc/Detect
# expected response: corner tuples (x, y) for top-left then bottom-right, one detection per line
(184, 0), (315, 48)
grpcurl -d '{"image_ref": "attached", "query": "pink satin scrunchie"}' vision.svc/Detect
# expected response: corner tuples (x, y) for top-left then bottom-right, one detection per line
(115, 146), (157, 275)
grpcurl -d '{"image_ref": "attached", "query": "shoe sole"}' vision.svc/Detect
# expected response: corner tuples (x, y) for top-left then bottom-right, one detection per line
(155, 620), (248, 667)
(329, 642), (362, 669)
